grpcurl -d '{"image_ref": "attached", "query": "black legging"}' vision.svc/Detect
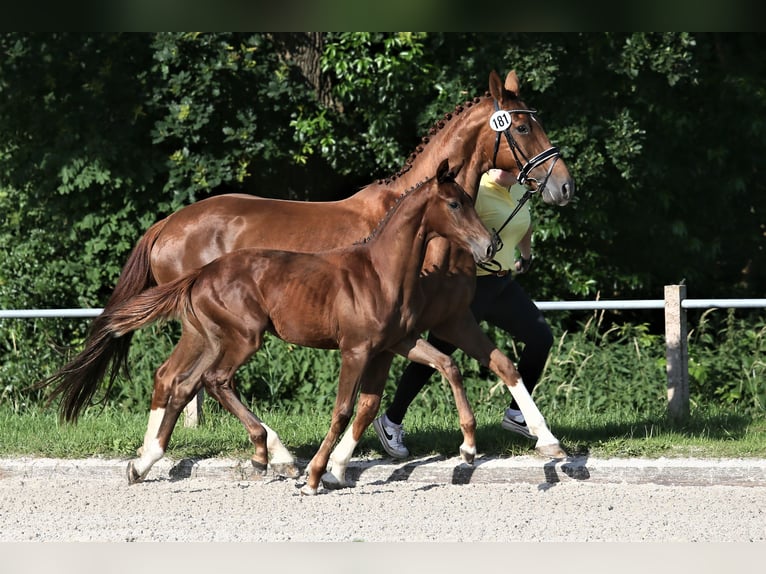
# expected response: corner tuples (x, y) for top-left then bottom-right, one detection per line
(385, 274), (553, 425)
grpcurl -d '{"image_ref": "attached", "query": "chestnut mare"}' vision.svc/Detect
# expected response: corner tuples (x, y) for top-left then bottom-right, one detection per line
(42, 70), (574, 484)
(50, 161), (495, 495)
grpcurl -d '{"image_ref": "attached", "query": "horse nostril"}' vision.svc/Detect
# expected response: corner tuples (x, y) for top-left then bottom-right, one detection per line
(563, 181), (574, 200)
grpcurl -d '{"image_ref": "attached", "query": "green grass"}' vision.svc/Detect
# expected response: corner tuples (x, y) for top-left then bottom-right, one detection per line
(1, 400), (764, 461)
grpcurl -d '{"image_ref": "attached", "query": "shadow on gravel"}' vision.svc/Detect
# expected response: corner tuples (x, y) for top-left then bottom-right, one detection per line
(345, 455), (446, 485)
(169, 458), (197, 481)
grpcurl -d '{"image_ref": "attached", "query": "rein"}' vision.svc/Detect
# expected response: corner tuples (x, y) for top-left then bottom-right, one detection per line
(476, 189), (532, 274)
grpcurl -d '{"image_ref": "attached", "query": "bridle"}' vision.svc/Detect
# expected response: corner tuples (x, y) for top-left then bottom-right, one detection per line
(478, 99), (561, 274)
(490, 99), (560, 190)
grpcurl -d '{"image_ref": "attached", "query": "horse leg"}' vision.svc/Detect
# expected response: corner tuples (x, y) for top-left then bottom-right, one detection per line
(392, 337), (477, 464)
(141, 349), (298, 477)
(433, 312), (567, 459)
(260, 422), (300, 478)
(323, 352), (394, 490)
(127, 331), (210, 484)
(203, 362), (270, 475)
(136, 357), (175, 457)
(301, 350), (369, 496)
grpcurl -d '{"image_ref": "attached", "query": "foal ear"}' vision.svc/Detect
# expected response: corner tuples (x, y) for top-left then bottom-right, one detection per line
(436, 158), (463, 183)
(436, 158), (452, 183)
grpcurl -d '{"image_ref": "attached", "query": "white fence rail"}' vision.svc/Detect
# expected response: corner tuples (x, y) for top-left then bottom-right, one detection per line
(2, 285), (764, 420)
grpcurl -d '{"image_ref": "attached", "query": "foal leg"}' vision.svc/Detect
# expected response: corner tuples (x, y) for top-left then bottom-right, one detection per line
(140, 352), (298, 477)
(391, 337), (478, 464)
(323, 352), (394, 490)
(136, 356), (175, 457)
(203, 362), (270, 475)
(261, 422), (300, 478)
(433, 312), (567, 459)
(127, 331), (210, 484)
(301, 350), (369, 496)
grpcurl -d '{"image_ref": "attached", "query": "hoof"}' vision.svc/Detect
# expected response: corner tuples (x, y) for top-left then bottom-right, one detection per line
(250, 459), (268, 476)
(535, 442), (568, 460)
(126, 461), (149, 485)
(320, 472), (347, 491)
(270, 462), (301, 479)
(459, 445), (476, 466)
(299, 484), (318, 496)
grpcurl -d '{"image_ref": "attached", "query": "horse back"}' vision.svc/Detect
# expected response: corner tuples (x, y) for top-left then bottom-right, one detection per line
(150, 191), (394, 284)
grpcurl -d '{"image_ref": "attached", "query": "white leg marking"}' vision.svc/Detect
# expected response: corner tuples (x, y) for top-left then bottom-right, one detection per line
(261, 422), (295, 465)
(506, 378), (559, 445)
(326, 427), (359, 486)
(132, 437), (165, 478)
(142, 408), (166, 453)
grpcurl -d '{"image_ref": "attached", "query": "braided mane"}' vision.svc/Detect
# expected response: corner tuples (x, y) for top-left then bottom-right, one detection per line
(375, 92), (491, 186)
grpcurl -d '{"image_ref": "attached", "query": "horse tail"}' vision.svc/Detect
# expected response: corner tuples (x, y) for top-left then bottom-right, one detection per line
(35, 218), (169, 423)
(40, 269), (201, 423)
(96, 217), (168, 385)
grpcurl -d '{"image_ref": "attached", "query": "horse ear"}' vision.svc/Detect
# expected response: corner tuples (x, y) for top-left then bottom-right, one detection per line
(505, 70), (520, 95)
(489, 70), (503, 100)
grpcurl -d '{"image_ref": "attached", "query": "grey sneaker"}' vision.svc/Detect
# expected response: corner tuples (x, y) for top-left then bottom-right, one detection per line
(373, 414), (410, 459)
(501, 408), (536, 439)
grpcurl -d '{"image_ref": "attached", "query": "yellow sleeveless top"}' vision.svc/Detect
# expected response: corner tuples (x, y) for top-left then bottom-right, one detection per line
(474, 173), (531, 276)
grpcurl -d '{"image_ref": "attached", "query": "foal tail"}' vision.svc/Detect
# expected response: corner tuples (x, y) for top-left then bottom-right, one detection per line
(36, 219), (194, 423)
(40, 270), (200, 423)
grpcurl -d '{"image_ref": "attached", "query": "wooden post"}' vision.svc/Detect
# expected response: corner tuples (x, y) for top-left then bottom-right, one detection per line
(664, 284), (689, 420)
(183, 389), (205, 428)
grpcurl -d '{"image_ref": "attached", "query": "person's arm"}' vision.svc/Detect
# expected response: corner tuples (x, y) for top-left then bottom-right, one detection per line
(514, 225), (534, 273)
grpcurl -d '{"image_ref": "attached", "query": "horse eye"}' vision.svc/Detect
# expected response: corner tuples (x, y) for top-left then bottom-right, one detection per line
(516, 124), (530, 135)
(449, 201), (460, 209)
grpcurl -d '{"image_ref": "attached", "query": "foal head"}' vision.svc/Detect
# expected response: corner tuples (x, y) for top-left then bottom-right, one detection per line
(426, 159), (496, 264)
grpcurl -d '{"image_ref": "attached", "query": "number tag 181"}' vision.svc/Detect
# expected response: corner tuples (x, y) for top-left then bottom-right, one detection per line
(489, 110), (512, 132)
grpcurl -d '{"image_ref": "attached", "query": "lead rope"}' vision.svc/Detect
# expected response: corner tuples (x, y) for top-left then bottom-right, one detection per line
(476, 188), (533, 274)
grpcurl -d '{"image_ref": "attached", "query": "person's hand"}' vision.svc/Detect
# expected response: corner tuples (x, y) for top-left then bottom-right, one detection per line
(514, 254), (533, 274)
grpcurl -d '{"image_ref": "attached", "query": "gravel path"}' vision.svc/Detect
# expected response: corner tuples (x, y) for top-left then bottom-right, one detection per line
(2, 455), (765, 543)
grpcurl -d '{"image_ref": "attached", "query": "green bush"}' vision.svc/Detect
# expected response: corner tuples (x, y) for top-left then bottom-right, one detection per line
(687, 309), (766, 413)
(5, 309), (764, 421)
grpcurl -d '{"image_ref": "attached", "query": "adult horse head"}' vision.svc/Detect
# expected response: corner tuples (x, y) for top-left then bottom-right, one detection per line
(485, 70), (574, 206)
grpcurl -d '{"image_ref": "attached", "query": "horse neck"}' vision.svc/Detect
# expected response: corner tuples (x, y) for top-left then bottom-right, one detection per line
(374, 97), (496, 202)
(364, 187), (438, 300)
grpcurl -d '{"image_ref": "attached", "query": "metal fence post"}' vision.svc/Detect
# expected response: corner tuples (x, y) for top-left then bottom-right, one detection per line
(664, 284), (690, 420)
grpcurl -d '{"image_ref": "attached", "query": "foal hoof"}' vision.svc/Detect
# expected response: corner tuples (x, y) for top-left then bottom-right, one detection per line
(535, 442), (568, 460)
(126, 461), (148, 485)
(459, 444), (476, 466)
(299, 484), (318, 496)
(270, 462), (301, 479)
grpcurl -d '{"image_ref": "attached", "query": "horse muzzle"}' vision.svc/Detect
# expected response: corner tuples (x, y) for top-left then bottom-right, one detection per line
(472, 235), (498, 264)
(539, 177), (575, 206)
